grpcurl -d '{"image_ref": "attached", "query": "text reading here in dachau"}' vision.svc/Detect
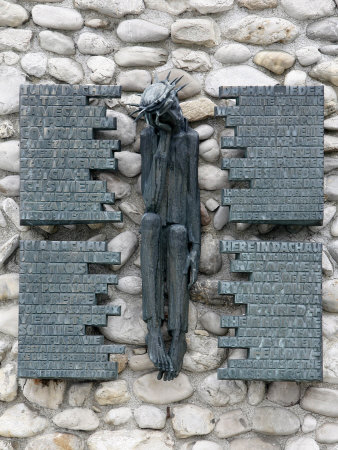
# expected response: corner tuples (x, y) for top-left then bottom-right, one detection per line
(20, 84), (122, 225)
(216, 86), (324, 225)
(18, 240), (124, 380)
(218, 240), (322, 382)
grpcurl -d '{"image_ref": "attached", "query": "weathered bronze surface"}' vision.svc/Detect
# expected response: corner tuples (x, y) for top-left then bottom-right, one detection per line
(18, 240), (124, 380)
(20, 84), (122, 225)
(135, 74), (201, 381)
(216, 86), (324, 225)
(218, 240), (322, 382)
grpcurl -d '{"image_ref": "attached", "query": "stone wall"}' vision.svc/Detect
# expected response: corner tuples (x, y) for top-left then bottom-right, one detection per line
(0, 0), (338, 448)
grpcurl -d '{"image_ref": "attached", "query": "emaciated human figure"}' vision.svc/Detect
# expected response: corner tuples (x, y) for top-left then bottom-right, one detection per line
(133, 74), (200, 380)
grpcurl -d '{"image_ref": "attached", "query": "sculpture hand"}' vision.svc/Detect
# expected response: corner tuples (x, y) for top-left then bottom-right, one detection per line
(184, 245), (200, 289)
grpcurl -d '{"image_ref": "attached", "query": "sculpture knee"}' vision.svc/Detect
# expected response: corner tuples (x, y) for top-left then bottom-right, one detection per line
(141, 213), (161, 232)
(168, 225), (187, 249)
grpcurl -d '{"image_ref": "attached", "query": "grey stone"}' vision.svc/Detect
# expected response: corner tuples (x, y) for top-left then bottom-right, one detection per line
(117, 19), (169, 43)
(321, 45), (338, 55)
(194, 124), (214, 141)
(171, 18), (220, 47)
(325, 157), (338, 173)
(85, 18), (109, 28)
(215, 44), (251, 64)
(32, 5), (83, 30)
(0, 52), (19, 65)
(117, 70), (151, 92)
(117, 276), (142, 295)
(74, 0), (145, 18)
(227, 16), (299, 45)
(180, 442), (221, 450)
(258, 223), (275, 234)
(310, 60), (338, 86)
(322, 279), (338, 312)
(25, 433), (84, 450)
(200, 311), (226, 336)
(48, 58), (84, 84)
(98, 173), (131, 199)
(198, 373), (247, 406)
(0, 363), (17, 402)
(0, 67), (25, 115)
(198, 164), (228, 190)
(322, 249), (334, 276)
(301, 387), (338, 417)
(296, 46), (321, 66)
(0, 29), (32, 52)
(53, 408), (99, 431)
(87, 56), (115, 84)
(156, 68), (201, 100)
(0, 121), (14, 139)
(134, 405), (166, 430)
(285, 437), (319, 450)
(0, 305), (18, 337)
(215, 409), (251, 439)
(94, 380), (130, 406)
(115, 46), (168, 67)
(144, 0), (189, 15)
(253, 407), (300, 435)
(214, 206), (229, 230)
(199, 139), (220, 163)
(39, 30), (75, 55)
(0, 0), (29, 27)
(267, 382), (300, 406)
(172, 405), (215, 438)
(0, 234), (19, 269)
(172, 48), (212, 72)
(309, 204), (336, 230)
(325, 135), (338, 153)
(133, 372), (193, 404)
(0, 273), (18, 301)
(323, 337), (338, 383)
(199, 234), (222, 275)
(100, 297), (147, 344)
(307, 18), (338, 42)
(281, 0), (335, 20)
(323, 312), (338, 340)
(301, 414), (317, 433)
(183, 334), (225, 372)
(237, 0), (277, 8)
(190, 0), (234, 13)
(248, 381), (266, 405)
(108, 231), (138, 271)
(104, 407), (132, 425)
(316, 422), (338, 443)
(332, 216), (338, 236)
(205, 66), (277, 97)
(253, 50), (295, 75)
(230, 437), (281, 450)
(284, 70), (307, 85)
(68, 383), (92, 407)
(0, 141), (19, 172)
(325, 116), (338, 130)
(205, 198), (219, 211)
(116, 151), (141, 177)
(22, 379), (66, 410)
(0, 404), (48, 438)
(128, 353), (155, 371)
(20, 53), (47, 77)
(100, 110), (136, 146)
(2, 198), (29, 231)
(119, 202), (143, 225)
(77, 32), (111, 55)
(87, 430), (174, 450)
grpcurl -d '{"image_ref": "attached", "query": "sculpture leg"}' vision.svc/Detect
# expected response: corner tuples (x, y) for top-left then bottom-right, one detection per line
(140, 213), (171, 377)
(167, 224), (189, 380)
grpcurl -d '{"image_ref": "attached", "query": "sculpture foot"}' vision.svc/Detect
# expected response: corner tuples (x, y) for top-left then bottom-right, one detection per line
(146, 327), (173, 380)
(167, 331), (187, 381)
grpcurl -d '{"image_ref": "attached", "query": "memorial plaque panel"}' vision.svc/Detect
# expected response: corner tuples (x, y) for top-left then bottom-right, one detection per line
(218, 240), (322, 382)
(18, 240), (124, 380)
(216, 86), (324, 225)
(20, 84), (123, 225)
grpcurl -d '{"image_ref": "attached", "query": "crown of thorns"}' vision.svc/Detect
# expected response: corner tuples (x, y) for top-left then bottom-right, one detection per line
(129, 71), (187, 121)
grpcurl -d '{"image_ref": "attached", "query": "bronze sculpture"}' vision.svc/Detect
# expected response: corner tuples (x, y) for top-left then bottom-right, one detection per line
(133, 74), (200, 380)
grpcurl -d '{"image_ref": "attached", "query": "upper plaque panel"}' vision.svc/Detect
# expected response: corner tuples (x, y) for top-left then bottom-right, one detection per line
(20, 84), (122, 225)
(218, 240), (322, 382)
(215, 86), (324, 225)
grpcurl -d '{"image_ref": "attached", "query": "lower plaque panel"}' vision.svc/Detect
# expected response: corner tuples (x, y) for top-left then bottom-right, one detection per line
(218, 240), (322, 382)
(18, 240), (124, 380)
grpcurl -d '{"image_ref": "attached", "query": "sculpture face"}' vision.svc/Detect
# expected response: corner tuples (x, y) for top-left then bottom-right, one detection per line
(136, 75), (201, 381)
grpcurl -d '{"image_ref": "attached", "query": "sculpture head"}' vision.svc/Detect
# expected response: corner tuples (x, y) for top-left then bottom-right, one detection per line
(132, 72), (186, 131)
